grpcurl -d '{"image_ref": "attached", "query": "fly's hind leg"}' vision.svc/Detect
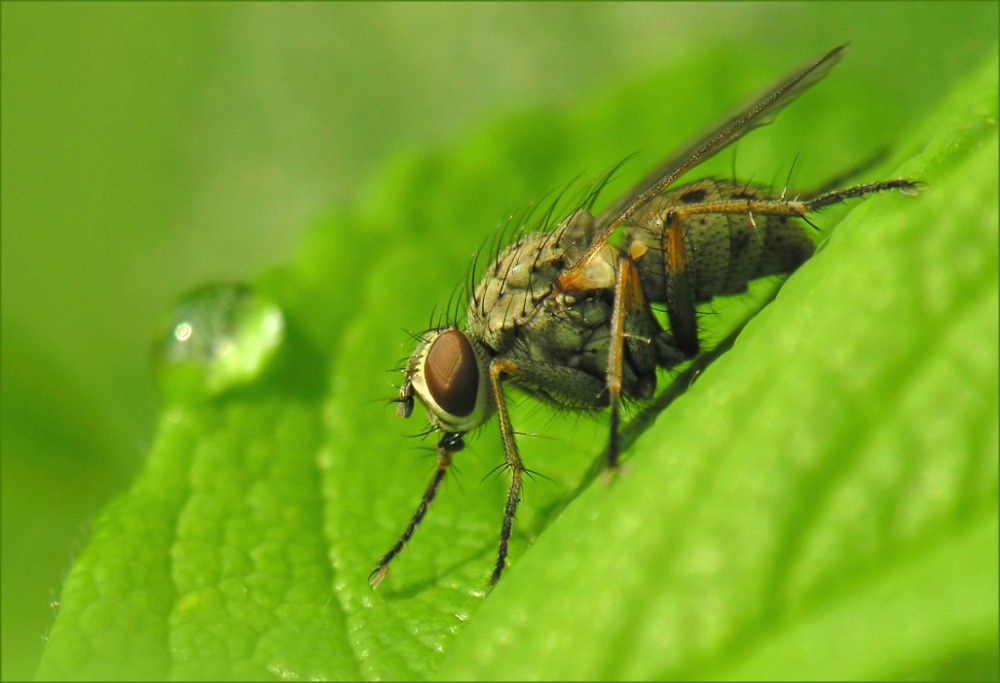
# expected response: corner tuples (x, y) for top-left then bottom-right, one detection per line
(801, 179), (922, 211)
(660, 207), (703, 359)
(664, 179), (920, 232)
(652, 176), (920, 371)
(805, 149), (890, 196)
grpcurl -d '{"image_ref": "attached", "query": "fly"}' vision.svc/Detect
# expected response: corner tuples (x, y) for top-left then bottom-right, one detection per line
(369, 46), (920, 589)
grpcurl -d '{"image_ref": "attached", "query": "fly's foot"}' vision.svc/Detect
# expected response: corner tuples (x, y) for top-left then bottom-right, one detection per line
(600, 461), (630, 486)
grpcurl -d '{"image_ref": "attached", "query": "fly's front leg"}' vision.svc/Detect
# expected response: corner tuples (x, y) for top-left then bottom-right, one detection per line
(487, 356), (606, 584)
(369, 433), (462, 589)
(486, 357), (526, 586)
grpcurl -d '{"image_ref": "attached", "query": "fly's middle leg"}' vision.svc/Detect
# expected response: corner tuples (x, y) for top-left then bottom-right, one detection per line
(606, 253), (658, 470)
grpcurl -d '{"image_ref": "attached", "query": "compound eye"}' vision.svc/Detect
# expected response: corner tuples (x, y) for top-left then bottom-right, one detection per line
(424, 330), (480, 418)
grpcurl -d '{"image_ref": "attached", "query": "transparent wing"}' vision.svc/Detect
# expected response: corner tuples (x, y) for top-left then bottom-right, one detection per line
(579, 46), (846, 268)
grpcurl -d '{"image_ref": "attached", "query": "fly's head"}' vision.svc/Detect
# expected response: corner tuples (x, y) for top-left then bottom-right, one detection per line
(397, 328), (493, 435)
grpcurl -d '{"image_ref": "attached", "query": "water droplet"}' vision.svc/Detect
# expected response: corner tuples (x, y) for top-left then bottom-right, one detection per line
(156, 282), (285, 403)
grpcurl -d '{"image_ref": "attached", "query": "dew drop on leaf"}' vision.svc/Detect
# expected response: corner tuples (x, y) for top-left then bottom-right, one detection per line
(155, 282), (285, 403)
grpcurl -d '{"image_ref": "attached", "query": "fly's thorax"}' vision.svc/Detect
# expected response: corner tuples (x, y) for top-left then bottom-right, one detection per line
(467, 209), (608, 351)
(399, 328), (493, 433)
(625, 179), (816, 304)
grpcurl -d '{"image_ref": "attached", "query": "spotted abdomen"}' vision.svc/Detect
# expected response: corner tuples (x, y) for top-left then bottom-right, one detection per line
(625, 179), (816, 305)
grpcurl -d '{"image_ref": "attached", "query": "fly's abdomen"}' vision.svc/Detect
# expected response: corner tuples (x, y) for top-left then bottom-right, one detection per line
(625, 179), (816, 305)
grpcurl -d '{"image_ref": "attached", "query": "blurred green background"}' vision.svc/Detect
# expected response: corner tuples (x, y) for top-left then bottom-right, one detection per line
(2, 2), (996, 679)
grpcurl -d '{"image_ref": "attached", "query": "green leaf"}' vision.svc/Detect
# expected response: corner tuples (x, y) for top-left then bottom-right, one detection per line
(39, 44), (998, 681)
(439, 51), (1000, 680)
